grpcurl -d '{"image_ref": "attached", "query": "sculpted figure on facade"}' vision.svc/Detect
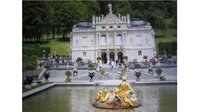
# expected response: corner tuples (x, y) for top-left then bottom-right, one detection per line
(108, 4), (112, 14)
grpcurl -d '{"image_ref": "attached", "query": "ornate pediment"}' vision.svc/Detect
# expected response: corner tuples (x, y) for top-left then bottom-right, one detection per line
(98, 14), (124, 24)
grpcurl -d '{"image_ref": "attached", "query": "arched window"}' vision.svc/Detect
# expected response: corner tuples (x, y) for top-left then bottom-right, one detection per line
(115, 34), (123, 45)
(100, 35), (107, 45)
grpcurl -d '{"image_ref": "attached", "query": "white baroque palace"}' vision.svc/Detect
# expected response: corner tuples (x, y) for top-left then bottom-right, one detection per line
(70, 4), (156, 63)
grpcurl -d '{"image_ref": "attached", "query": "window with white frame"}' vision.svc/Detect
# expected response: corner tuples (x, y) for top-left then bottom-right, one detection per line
(136, 35), (142, 45)
(82, 37), (87, 46)
(83, 52), (86, 57)
(115, 34), (123, 45)
(100, 35), (107, 45)
(138, 50), (142, 56)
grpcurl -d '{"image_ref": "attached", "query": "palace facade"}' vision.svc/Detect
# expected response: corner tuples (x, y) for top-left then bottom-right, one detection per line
(70, 4), (156, 63)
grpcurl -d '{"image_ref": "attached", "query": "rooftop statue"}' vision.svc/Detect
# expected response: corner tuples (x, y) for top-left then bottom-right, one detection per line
(93, 75), (142, 109)
(108, 4), (112, 14)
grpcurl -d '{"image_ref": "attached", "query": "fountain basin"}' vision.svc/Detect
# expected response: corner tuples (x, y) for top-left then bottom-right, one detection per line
(23, 85), (177, 112)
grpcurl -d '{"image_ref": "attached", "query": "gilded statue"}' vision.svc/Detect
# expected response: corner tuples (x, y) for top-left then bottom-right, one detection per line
(93, 75), (141, 109)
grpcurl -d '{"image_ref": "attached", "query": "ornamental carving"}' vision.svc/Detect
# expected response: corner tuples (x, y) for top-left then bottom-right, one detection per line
(100, 14), (124, 24)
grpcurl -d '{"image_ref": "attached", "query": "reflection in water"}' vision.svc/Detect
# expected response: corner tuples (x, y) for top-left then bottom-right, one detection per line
(23, 85), (176, 112)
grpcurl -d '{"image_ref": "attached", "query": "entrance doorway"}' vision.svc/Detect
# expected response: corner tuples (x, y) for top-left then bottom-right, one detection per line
(101, 52), (107, 64)
(118, 52), (123, 63)
(109, 52), (115, 61)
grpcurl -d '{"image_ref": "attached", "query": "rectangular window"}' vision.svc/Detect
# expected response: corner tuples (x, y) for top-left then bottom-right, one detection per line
(136, 35), (142, 45)
(82, 37), (87, 46)
(138, 50), (142, 56)
(83, 52), (86, 57)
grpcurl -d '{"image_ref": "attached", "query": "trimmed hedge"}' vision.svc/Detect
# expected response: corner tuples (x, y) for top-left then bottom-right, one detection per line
(158, 42), (177, 55)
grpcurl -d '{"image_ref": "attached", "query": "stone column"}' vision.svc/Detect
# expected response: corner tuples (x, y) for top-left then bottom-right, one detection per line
(98, 16), (101, 22)
(96, 17), (98, 23)
(121, 15), (124, 21)
(127, 14), (130, 26)
(115, 49), (118, 61)
(106, 31), (109, 46)
(123, 33), (126, 45)
(114, 31), (116, 46)
(92, 15), (95, 27)
(97, 34), (99, 46)
(107, 50), (109, 64)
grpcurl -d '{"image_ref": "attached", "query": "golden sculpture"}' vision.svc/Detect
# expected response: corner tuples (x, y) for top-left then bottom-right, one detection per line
(93, 75), (141, 109)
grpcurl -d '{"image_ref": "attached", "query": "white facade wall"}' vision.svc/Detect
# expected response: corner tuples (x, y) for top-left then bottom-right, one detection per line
(71, 12), (156, 63)
(72, 50), (96, 62)
(125, 49), (154, 62)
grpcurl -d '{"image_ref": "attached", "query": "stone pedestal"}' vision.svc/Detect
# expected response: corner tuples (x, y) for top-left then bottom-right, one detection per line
(93, 101), (142, 109)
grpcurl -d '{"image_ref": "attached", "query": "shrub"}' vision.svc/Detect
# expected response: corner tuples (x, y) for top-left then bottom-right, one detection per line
(97, 57), (102, 60)
(143, 55), (148, 60)
(88, 63), (95, 70)
(123, 56), (128, 60)
(156, 69), (163, 77)
(76, 57), (82, 62)
(99, 67), (105, 76)
(121, 67), (127, 75)
(134, 63), (141, 68)
(65, 71), (72, 79)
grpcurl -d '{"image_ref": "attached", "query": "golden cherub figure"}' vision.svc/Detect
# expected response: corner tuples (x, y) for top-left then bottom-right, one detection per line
(94, 75), (138, 108)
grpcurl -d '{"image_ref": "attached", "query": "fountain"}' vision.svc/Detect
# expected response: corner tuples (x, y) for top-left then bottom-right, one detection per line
(23, 85), (177, 112)
(93, 75), (142, 109)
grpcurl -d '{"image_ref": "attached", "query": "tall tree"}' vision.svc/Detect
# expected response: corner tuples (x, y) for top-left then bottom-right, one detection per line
(129, 1), (169, 30)
(23, 1), (48, 42)
(83, 1), (101, 16)
(113, 1), (132, 15)
(55, 1), (88, 39)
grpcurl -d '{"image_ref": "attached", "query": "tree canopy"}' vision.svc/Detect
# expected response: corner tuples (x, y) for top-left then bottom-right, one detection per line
(23, 1), (177, 42)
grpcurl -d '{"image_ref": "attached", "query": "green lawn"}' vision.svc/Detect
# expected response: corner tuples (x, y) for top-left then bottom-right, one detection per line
(155, 29), (177, 43)
(40, 39), (70, 56)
